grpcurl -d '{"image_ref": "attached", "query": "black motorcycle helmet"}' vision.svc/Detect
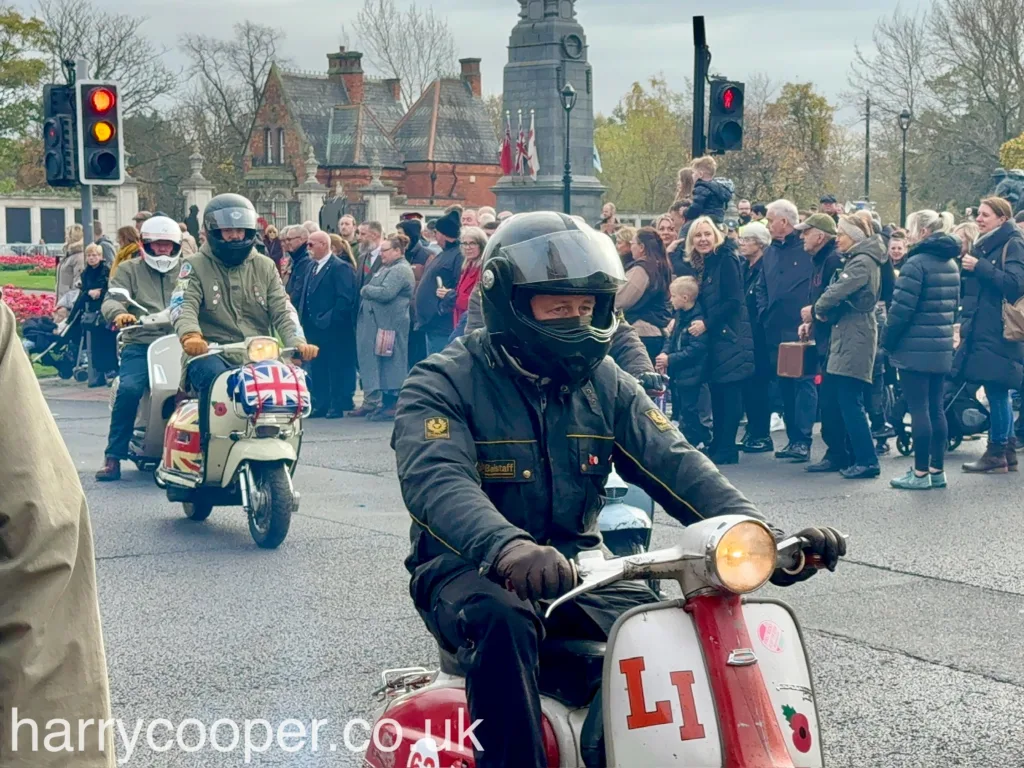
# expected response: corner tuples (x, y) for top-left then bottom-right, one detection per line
(203, 193), (259, 267)
(479, 211), (626, 386)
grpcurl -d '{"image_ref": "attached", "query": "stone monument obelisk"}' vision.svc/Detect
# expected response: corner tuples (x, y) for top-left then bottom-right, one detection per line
(493, 0), (605, 221)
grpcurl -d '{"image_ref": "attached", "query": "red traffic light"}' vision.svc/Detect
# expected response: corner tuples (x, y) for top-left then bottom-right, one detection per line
(89, 87), (115, 113)
(721, 86), (738, 111)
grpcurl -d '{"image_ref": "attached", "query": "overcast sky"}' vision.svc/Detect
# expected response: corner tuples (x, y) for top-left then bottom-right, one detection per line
(20, 0), (902, 124)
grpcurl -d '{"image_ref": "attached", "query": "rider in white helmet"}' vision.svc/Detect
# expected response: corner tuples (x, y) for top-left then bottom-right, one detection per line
(96, 213), (184, 481)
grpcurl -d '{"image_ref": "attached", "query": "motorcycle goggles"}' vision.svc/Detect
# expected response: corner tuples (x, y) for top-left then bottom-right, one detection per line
(207, 206), (259, 231)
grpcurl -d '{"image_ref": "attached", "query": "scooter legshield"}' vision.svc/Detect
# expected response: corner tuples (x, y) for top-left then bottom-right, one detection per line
(602, 597), (822, 767)
(160, 400), (203, 479)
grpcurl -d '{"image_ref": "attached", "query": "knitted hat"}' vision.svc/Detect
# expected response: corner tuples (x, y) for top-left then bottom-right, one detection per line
(435, 209), (461, 239)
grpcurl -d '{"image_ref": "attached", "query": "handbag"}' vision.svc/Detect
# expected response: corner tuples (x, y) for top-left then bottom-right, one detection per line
(999, 242), (1024, 341)
(374, 328), (396, 357)
(777, 340), (817, 378)
(80, 310), (101, 327)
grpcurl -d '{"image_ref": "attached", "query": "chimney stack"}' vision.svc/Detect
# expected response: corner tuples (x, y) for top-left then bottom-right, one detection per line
(384, 78), (401, 102)
(327, 46), (364, 103)
(459, 58), (482, 98)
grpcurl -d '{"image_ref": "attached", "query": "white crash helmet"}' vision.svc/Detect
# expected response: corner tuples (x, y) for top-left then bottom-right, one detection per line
(140, 215), (182, 273)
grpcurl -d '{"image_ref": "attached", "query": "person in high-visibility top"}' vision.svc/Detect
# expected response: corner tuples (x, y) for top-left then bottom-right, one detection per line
(170, 193), (317, 431)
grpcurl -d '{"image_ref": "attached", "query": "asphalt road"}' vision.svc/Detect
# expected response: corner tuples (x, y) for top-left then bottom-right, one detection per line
(42, 381), (1024, 767)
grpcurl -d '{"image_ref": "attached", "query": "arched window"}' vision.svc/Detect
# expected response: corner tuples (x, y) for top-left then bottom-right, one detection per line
(277, 129), (285, 165)
(264, 128), (272, 164)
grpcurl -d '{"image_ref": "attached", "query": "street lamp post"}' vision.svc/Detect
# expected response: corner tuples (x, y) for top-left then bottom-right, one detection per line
(561, 83), (577, 214)
(899, 109), (912, 227)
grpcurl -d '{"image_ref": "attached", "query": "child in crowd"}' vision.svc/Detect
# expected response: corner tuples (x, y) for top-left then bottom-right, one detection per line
(684, 155), (735, 225)
(656, 276), (711, 448)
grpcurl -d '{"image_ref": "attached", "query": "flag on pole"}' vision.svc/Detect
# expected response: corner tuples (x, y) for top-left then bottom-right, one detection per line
(527, 109), (539, 181)
(499, 112), (514, 176)
(515, 109), (528, 176)
(593, 143), (603, 174)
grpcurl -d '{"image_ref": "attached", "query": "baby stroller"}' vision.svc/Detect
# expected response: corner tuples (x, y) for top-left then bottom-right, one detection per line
(892, 377), (990, 456)
(27, 302), (90, 381)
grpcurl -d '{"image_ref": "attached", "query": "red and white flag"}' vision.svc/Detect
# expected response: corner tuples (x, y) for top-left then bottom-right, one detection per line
(499, 112), (514, 176)
(526, 109), (539, 181)
(515, 109), (528, 175)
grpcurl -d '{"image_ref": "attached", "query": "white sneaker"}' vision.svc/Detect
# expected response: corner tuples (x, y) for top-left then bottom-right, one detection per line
(770, 413), (786, 433)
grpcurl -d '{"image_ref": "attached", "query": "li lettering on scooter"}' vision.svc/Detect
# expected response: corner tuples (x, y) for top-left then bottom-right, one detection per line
(379, 212), (847, 768)
(158, 194), (318, 548)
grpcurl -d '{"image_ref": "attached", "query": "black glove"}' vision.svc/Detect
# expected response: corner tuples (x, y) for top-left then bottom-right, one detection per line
(770, 526), (846, 587)
(637, 372), (669, 394)
(493, 539), (575, 602)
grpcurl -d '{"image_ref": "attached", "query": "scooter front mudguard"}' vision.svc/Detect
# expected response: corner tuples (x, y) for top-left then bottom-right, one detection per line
(220, 440), (298, 488)
(602, 597), (822, 767)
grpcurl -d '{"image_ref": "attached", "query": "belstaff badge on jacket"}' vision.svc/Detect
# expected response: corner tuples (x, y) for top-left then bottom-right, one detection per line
(424, 417), (450, 440)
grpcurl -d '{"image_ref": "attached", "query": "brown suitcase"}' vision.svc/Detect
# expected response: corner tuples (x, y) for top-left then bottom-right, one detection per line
(777, 341), (817, 378)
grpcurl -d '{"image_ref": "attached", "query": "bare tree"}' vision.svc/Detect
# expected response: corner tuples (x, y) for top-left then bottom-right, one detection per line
(341, 0), (457, 111)
(35, 0), (177, 115)
(179, 22), (284, 152)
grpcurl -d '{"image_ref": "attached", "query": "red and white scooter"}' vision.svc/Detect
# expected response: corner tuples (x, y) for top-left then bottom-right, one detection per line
(366, 515), (841, 767)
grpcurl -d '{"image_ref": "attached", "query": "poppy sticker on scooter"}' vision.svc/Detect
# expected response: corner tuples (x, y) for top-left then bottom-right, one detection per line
(758, 620), (784, 653)
(782, 705), (813, 753)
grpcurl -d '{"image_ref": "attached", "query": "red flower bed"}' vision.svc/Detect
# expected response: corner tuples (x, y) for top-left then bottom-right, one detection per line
(2, 286), (56, 323)
(0, 255), (58, 270)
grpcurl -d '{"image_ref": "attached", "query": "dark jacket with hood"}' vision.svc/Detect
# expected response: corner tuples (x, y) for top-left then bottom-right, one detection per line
(391, 328), (766, 618)
(664, 304), (709, 388)
(954, 221), (1024, 389)
(684, 238), (754, 384)
(881, 232), (960, 374)
(414, 239), (463, 335)
(684, 178), (734, 224)
(814, 234), (887, 383)
(756, 231), (811, 349)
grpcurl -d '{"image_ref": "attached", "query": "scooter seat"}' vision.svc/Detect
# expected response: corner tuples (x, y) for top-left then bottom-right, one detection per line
(438, 638), (606, 708)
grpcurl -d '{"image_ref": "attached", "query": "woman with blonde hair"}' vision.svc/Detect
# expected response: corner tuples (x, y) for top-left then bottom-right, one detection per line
(614, 226), (636, 267)
(681, 215), (754, 464)
(329, 233), (356, 268)
(110, 226), (141, 277)
(57, 223), (85, 297)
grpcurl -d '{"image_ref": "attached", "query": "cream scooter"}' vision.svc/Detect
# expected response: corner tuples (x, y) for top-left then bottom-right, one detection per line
(106, 287), (182, 476)
(155, 336), (309, 548)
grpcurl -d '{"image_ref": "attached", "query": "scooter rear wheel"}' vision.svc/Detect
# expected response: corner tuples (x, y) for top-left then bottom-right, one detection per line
(183, 498), (214, 521)
(247, 462), (293, 549)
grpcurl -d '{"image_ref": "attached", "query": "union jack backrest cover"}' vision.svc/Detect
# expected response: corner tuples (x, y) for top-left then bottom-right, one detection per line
(230, 360), (310, 415)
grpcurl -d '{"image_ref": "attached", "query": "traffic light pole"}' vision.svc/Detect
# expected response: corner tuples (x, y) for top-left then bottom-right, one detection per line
(74, 57), (93, 246)
(692, 17), (709, 159)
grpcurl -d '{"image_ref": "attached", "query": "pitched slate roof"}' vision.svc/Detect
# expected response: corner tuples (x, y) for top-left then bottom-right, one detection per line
(324, 106), (404, 168)
(271, 66), (497, 170)
(393, 79), (497, 165)
(277, 71), (348, 165)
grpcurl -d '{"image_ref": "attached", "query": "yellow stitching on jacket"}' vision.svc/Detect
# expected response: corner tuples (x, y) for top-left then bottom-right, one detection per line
(408, 512), (463, 555)
(613, 442), (705, 520)
(566, 434), (615, 440)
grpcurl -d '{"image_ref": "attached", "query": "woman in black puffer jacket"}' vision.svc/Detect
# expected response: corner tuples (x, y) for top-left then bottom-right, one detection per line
(881, 211), (960, 490)
(681, 216), (754, 464)
(956, 197), (1024, 474)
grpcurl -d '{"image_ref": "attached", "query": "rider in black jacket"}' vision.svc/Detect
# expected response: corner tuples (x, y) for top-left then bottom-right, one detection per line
(391, 212), (845, 768)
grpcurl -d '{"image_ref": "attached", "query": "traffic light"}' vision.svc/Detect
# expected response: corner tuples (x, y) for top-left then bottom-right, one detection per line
(75, 79), (124, 184)
(42, 84), (76, 187)
(708, 80), (744, 153)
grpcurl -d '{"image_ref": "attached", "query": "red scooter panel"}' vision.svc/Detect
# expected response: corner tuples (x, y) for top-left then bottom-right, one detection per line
(365, 686), (560, 768)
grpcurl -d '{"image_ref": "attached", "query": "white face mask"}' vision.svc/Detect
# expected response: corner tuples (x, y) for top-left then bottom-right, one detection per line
(143, 253), (180, 273)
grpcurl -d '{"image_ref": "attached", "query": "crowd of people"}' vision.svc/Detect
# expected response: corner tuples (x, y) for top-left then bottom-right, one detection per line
(597, 154), (1024, 489)
(43, 171), (1024, 491)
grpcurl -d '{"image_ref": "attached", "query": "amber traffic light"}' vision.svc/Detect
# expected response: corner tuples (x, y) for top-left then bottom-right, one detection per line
(76, 80), (124, 184)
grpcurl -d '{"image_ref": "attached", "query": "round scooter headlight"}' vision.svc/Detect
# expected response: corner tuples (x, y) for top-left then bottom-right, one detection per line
(709, 521), (776, 593)
(247, 337), (280, 362)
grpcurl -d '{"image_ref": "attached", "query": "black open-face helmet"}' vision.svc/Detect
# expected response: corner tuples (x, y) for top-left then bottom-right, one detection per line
(203, 193), (258, 266)
(479, 211), (626, 386)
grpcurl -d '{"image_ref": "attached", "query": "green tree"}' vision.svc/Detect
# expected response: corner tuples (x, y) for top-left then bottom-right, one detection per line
(594, 76), (691, 212)
(0, 7), (48, 193)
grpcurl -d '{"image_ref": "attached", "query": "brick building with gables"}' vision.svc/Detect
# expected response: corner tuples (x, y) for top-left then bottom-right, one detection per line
(243, 47), (500, 229)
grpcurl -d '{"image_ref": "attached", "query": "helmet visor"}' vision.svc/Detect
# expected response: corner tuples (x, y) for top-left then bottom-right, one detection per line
(499, 230), (626, 290)
(206, 206), (258, 231)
